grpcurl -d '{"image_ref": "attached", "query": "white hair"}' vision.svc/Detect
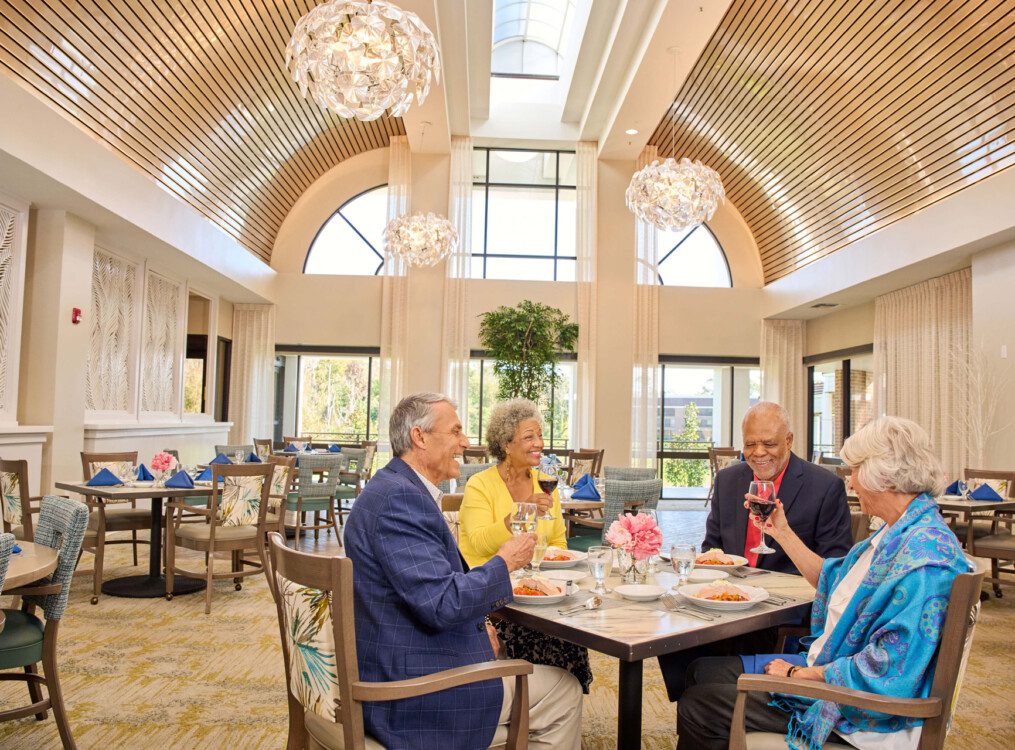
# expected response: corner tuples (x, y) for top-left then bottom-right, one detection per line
(839, 416), (945, 496)
(389, 392), (457, 457)
(742, 401), (792, 433)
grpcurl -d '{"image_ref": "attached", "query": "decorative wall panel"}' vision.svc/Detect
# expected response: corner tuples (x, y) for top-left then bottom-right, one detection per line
(141, 271), (181, 413)
(86, 249), (137, 412)
(0, 193), (27, 424)
(0, 205), (17, 411)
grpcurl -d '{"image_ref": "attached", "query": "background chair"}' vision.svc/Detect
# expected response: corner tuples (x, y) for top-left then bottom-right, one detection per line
(214, 444), (255, 461)
(286, 454), (346, 548)
(253, 438), (274, 461)
(463, 447), (491, 464)
(566, 450), (599, 484)
(598, 478), (663, 544)
(79, 451), (148, 605)
(334, 448), (366, 526)
(0, 496), (88, 748)
(0, 458), (38, 540)
(284, 435), (313, 449)
(165, 463), (273, 614)
(972, 507), (1015, 598)
(264, 533), (533, 750)
(266, 455), (297, 537)
(441, 493), (464, 542)
(729, 571), (984, 750)
(948, 469), (1015, 557)
(359, 440), (378, 480)
(604, 466), (656, 481)
(578, 448), (606, 477)
(707, 447), (742, 507)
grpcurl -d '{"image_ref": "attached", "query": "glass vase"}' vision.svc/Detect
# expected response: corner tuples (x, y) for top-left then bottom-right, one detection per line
(617, 549), (649, 584)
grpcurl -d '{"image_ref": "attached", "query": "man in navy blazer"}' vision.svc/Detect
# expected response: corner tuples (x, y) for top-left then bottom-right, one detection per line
(660, 401), (852, 701)
(343, 393), (582, 750)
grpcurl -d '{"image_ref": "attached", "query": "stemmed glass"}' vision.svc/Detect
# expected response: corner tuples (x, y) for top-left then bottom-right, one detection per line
(957, 479), (969, 500)
(534, 460), (560, 521)
(670, 544), (696, 589)
(586, 546), (613, 594)
(510, 502), (538, 575)
(531, 532), (548, 575)
(747, 480), (777, 555)
(233, 450), (244, 464)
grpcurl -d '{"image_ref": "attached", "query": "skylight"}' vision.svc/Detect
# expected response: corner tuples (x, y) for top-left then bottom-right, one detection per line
(492, 0), (576, 78)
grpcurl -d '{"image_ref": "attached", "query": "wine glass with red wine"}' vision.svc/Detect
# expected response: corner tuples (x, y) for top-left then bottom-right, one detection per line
(747, 480), (777, 554)
(535, 459), (560, 520)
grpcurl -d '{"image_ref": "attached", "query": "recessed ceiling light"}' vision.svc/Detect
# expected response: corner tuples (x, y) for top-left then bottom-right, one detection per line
(625, 128), (639, 135)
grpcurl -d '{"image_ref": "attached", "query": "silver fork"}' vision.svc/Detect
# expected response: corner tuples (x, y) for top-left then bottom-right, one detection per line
(661, 594), (715, 621)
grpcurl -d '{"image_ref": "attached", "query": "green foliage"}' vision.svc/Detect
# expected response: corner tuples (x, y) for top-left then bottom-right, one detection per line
(479, 300), (579, 403)
(664, 401), (709, 487)
(299, 357), (377, 440)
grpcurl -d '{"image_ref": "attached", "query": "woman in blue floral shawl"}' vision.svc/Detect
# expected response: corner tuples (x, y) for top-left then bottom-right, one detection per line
(677, 416), (971, 750)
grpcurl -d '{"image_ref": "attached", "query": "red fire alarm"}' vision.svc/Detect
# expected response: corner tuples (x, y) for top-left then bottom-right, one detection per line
(71, 307), (82, 325)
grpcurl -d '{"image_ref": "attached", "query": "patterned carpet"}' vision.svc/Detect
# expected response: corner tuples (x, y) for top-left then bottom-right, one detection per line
(0, 531), (1012, 749)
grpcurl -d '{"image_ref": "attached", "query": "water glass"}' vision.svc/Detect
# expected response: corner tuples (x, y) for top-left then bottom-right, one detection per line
(509, 503), (537, 536)
(594, 477), (606, 497)
(531, 532), (548, 574)
(957, 479), (969, 499)
(586, 545), (613, 594)
(234, 450), (244, 464)
(670, 544), (696, 588)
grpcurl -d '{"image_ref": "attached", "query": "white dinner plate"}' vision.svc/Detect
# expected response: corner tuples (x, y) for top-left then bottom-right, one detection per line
(686, 569), (729, 583)
(539, 550), (588, 569)
(541, 569), (587, 584)
(512, 586), (567, 605)
(694, 554), (749, 569)
(615, 584), (666, 602)
(132, 480), (155, 487)
(677, 583), (768, 611)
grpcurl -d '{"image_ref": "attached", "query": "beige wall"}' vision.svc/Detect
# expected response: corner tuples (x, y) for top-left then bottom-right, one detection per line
(804, 302), (875, 356)
(186, 295), (209, 334)
(218, 299), (234, 341)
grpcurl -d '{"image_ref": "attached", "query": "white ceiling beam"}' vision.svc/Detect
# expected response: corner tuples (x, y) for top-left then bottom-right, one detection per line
(400, 0), (452, 153)
(467, 0), (494, 121)
(435, 0), (471, 134)
(561, 0), (622, 124)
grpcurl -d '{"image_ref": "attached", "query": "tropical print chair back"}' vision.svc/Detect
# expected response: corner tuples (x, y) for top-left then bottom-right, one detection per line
(361, 443), (377, 475)
(569, 458), (594, 483)
(715, 454), (741, 471)
(256, 442), (272, 461)
(88, 460), (132, 480)
(1, 471), (22, 527)
(277, 573), (340, 722)
(218, 474), (265, 527)
(268, 465), (291, 512)
(967, 476), (1010, 497)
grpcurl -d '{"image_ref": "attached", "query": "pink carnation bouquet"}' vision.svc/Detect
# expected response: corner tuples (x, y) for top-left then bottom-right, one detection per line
(150, 451), (177, 474)
(605, 512), (663, 560)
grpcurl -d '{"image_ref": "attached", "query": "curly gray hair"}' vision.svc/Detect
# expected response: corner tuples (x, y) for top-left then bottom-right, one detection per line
(839, 416), (945, 497)
(486, 398), (542, 461)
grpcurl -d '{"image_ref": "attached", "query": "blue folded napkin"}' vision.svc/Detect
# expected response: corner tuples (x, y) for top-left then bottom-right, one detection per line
(328, 444), (342, 453)
(12, 543), (21, 554)
(284, 443), (298, 452)
(572, 476), (600, 500)
(740, 653), (806, 674)
(246, 452), (262, 463)
(944, 480), (960, 495)
(195, 466), (212, 481)
(304, 444), (314, 452)
(87, 468), (124, 486)
(574, 473), (592, 489)
(165, 470), (195, 489)
(209, 453), (232, 464)
(970, 483), (1004, 501)
(136, 463), (155, 481)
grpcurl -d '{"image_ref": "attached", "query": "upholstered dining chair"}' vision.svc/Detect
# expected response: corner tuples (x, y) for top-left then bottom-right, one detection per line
(253, 438), (274, 461)
(0, 531), (12, 591)
(165, 462), (273, 614)
(441, 493), (464, 542)
(604, 466), (657, 481)
(266, 455), (298, 536)
(285, 454), (346, 548)
(359, 441), (378, 479)
(599, 478), (663, 544)
(284, 436), (314, 450)
(79, 450), (148, 605)
(462, 447), (491, 464)
(566, 450), (599, 485)
(0, 496), (89, 749)
(728, 571), (984, 750)
(264, 532), (534, 750)
(0, 458), (38, 540)
(972, 507), (1015, 597)
(577, 448), (606, 477)
(214, 444), (255, 461)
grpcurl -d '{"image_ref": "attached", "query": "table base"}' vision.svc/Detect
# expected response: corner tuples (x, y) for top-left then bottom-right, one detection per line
(102, 575), (206, 598)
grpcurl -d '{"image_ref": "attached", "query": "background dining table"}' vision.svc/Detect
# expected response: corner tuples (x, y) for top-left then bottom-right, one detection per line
(936, 494), (1015, 549)
(495, 566), (815, 749)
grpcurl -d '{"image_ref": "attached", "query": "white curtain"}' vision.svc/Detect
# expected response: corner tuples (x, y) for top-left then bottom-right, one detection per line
(228, 304), (275, 443)
(440, 136), (472, 431)
(377, 135), (411, 448)
(631, 145), (660, 467)
(572, 141), (598, 449)
(874, 268), (971, 476)
(760, 319), (806, 456)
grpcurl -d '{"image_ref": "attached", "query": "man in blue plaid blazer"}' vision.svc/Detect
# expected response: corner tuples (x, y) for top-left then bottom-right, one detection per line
(344, 393), (582, 749)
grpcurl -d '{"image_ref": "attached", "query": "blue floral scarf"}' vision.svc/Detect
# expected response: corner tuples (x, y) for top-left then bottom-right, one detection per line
(771, 493), (970, 749)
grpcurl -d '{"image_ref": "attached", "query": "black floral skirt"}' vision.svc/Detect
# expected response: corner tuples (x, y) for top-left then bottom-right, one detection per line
(494, 619), (593, 693)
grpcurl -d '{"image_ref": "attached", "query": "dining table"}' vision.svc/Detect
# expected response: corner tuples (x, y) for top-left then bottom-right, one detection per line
(495, 565), (815, 749)
(1, 541), (60, 633)
(936, 494), (1015, 549)
(55, 480), (213, 599)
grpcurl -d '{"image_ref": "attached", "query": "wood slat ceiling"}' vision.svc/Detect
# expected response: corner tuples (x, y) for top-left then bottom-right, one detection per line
(649, 0), (1015, 284)
(0, 0), (405, 263)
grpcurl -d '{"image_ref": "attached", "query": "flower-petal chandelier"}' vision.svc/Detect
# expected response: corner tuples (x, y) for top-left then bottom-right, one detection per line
(625, 158), (725, 232)
(285, 0), (441, 121)
(384, 212), (458, 268)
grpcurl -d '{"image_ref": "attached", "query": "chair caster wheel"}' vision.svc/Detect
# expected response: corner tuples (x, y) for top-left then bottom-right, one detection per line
(90, 596), (99, 605)
(235, 583), (242, 591)
(166, 593), (174, 601)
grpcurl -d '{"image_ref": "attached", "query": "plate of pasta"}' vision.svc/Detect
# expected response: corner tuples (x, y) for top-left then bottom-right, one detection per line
(676, 581), (769, 611)
(512, 577), (567, 605)
(538, 548), (588, 569)
(694, 548), (748, 568)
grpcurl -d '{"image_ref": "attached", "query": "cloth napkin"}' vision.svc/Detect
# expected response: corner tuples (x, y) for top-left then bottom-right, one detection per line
(86, 468), (123, 486)
(572, 473), (600, 500)
(304, 444), (315, 452)
(943, 480), (960, 495)
(209, 453), (232, 464)
(136, 464), (155, 481)
(740, 653), (806, 674)
(246, 452), (262, 463)
(12, 543), (21, 554)
(328, 444), (342, 453)
(970, 483), (1004, 501)
(284, 443), (298, 452)
(195, 466), (212, 481)
(165, 470), (195, 489)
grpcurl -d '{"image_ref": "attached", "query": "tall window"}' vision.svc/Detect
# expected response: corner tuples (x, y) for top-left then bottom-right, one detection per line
(657, 225), (732, 287)
(806, 347), (875, 460)
(304, 185), (388, 275)
(467, 357), (575, 451)
(472, 148), (576, 280)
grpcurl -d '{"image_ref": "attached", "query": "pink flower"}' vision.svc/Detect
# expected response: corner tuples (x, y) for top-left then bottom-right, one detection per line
(605, 518), (632, 548)
(605, 512), (662, 560)
(150, 451), (177, 473)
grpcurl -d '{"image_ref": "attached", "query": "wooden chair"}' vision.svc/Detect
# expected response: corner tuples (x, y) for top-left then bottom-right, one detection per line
(266, 455), (297, 537)
(463, 447), (491, 465)
(441, 493), (464, 542)
(284, 436), (314, 450)
(0, 458), (39, 540)
(285, 454), (346, 547)
(264, 532), (533, 750)
(578, 448), (606, 477)
(566, 450), (599, 485)
(972, 508), (1015, 597)
(604, 466), (656, 481)
(729, 571), (984, 750)
(0, 496), (89, 748)
(253, 438), (274, 461)
(79, 451), (149, 605)
(360, 440), (378, 479)
(334, 448), (368, 528)
(164, 463), (273, 614)
(214, 443), (255, 461)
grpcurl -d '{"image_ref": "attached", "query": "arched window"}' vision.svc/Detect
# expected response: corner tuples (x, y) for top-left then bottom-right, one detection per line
(304, 185), (388, 275)
(656, 225), (732, 287)
(492, 0), (576, 78)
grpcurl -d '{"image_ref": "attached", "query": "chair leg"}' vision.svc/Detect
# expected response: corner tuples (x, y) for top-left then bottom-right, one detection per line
(92, 528), (105, 605)
(328, 507), (343, 547)
(993, 559), (1003, 598)
(25, 663), (48, 720)
(233, 549), (242, 591)
(204, 553), (215, 615)
(43, 631), (76, 750)
(314, 510), (320, 540)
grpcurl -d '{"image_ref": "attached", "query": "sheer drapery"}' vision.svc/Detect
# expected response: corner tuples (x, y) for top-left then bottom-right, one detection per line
(760, 319), (806, 455)
(631, 145), (660, 467)
(440, 136), (472, 431)
(228, 304), (275, 444)
(377, 135), (411, 448)
(572, 141), (597, 449)
(874, 268), (971, 475)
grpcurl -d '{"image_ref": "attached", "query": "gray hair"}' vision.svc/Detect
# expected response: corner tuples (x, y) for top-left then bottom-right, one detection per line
(742, 401), (792, 433)
(389, 392), (457, 457)
(486, 398), (541, 461)
(839, 416), (945, 497)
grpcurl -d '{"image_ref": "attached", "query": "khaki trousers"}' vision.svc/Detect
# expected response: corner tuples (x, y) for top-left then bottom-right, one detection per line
(489, 664), (583, 749)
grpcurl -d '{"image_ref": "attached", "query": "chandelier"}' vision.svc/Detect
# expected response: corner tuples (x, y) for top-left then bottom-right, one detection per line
(285, 0), (441, 121)
(625, 158), (725, 232)
(384, 212), (458, 268)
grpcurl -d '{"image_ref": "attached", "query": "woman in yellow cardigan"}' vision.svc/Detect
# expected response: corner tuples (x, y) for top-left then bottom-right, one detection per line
(461, 398), (592, 692)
